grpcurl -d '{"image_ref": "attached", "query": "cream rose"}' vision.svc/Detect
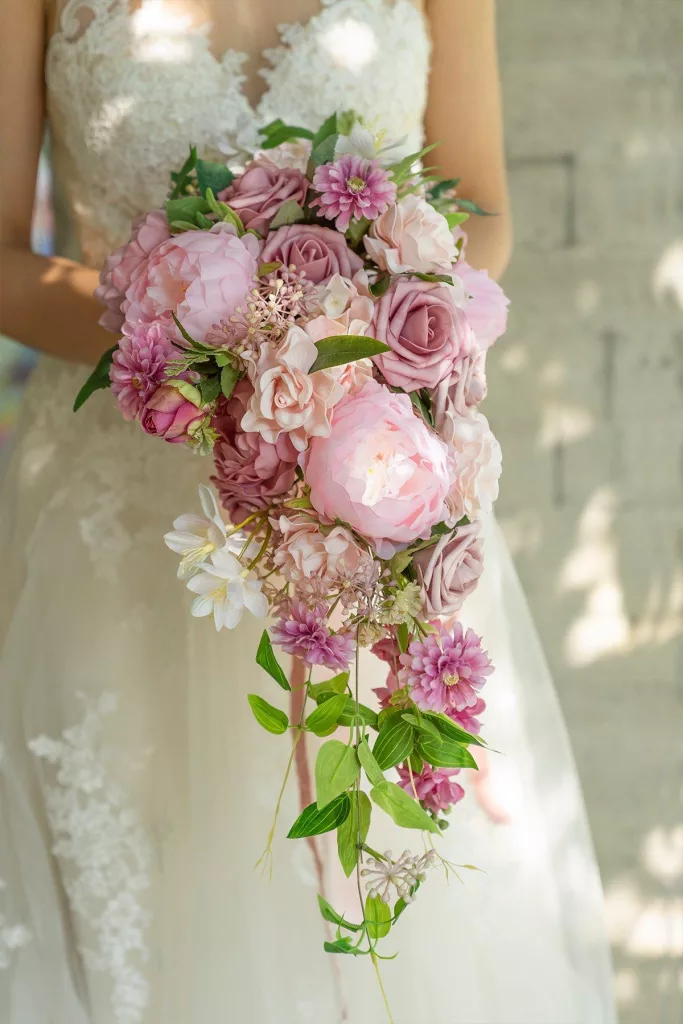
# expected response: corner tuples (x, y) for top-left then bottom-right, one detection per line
(364, 195), (457, 274)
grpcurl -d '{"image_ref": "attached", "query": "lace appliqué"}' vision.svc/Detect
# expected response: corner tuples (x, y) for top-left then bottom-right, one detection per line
(29, 694), (153, 1024)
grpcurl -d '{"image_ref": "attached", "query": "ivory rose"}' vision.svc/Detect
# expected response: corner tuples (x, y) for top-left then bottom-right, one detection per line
(96, 210), (170, 331)
(436, 403), (502, 523)
(218, 157), (309, 236)
(364, 195), (456, 274)
(271, 514), (369, 583)
(260, 224), (363, 285)
(301, 379), (451, 557)
(319, 271), (374, 332)
(414, 521), (484, 618)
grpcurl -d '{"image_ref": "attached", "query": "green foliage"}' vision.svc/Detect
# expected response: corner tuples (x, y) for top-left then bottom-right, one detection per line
(409, 389), (434, 427)
(260, 123), (315, 149)
(446, 212), (470, 229)
(198, 376), (221, 405)
(357, 738), (386, 787)
(220, 363), (241, 401)
(365, 895), (392, 939)
(171, 311), (197, 346)
(396, 622), (410, 654)
(417, 733), (478, 769)
(369, 272), (391, 298)
(389, 143), (439, 188)
(306, 695), (349, 737)
(255, 630), (291, 691)
(308, 335), (390, 374)
(196, 158), (234, 198)
(270, 200), (306, 229)
(335, 699), (378, 730)
(337, 791), (371, 877)
(287, 793), (351, 839)
(401, 711), (442, 742)
(165, 195), (211, 228)
(169, 145), (198, 198)
(315, 740), (360, 809)
(309, 673), (349, 701)
(323, 937), (365, 955)
(423, 711), (487, 748)
(73, 346), (116, 412)
(317, 894), (363, 932)
(372, 714), (414, 771)
(414, 272), (454, 286)
(428, 177), (461, 201)
(370, 780), (441, 834)
(454, 197), (495, 217)
(247, 694), (289, 735)
(310, 132), (339, 167)
(257, 260), (283, 277)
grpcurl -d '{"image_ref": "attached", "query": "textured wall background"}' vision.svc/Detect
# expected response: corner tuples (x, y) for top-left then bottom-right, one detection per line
(494, 4), (683, 1022)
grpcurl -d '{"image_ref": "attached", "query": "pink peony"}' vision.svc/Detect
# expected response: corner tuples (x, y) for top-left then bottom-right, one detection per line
(218, 157), (309, 236)
(436, 404), (502, 523)
(110, 321), (176, 420)
(413, 521), (484, 618)
(364, 196), (456, 275)
(260, 224), (362, 285)
(311, 154), (396, 232)
(396, 763), (465, 815)
(241, 325), (344, 452)
(398, 624), (493, 715)
(371, 279), (475, 393)
(141, 382), (205, 443)
(122, 223), (259, 343)
(272, 513), (370, 583)
(301, 379), (451, 558)
(455, 260), (510, 350)
(95, 210), (170, 331)
(271, 601), (356, 670)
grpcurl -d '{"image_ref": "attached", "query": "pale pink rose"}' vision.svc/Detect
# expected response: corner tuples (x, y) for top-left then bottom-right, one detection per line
(414, 521), (484, 618)
(454, 260), (510, 350)
(260, 224), (362, 286)
(123, 223), (260, 343)
(95, 210), (170, 331)
(271, 514), (369, 583)
(255, 140), (312, 172)
(218, 157), (309, 236)
(241, 326), (344, 452)
(436, 403), (502, 523)
(141, 383), (205, 443)
(364, 195), (456, 274)
(301, 379), (451, 557)
(371, 279), (474, 393)
(297, 309), (375, 395)
(319, 271), (375, 332)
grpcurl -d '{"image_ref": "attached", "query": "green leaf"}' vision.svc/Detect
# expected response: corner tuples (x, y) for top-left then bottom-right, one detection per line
(389, 551), (412, 577)
(393, 880), (421, 922)
(345, 216), (372, 247)
(370, 780), (441, 834)
(198, 376), (221, 405)
(310, 672), (349, 700)
(428, 177), (461, 200)
(311, 112), (338, 150)
(336, 699), (378, 730)
(337, 790), (371, 877)
(417, 733), (478, 769)
(409, 751), (424, 775)
(369, 272), (391, 298)
(455, 197), (495, 217)
(401, 712), (442, 742)
(165, 378), (202, 406)
(423, 711), (487, 748)
(220, 362), (241, 401)
(256, 630), (291, 691)
(446, 211), (470, 229)
(247, 694), (289, 735)
(372, 714), (414, 771)
(257, 260), (283, 277)
(169, 145), (197, 199)
(414, 272), (454, 285)
(365, 895), (392, 939)
(287, 793), (350, 839)
(311, 132), (339, 167)
(324, 937), (364, 955)
(170, 219), (201, 232)
(166, 195), (210, 226)
(309, 335), (391, 374)
(396, 622), (410, 654)
(408, 389), (434, 426)
(307, 695), (349, 737)
(389, 143), (440, 187)
(196, 158), (234, 198)
(195, 212), (214, 230)
(357, 738), (385, 787)
(171, 312), (197, 347)
(260, 124), (315, 149)
(317, 894), (363, 932)
(270, 200), (306, 229)
(73, 346), (116, 412)
(315, 740), (360, 809)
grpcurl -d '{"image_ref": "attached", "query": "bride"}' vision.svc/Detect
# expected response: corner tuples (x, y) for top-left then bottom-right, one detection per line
(0, 1), (616, 1022)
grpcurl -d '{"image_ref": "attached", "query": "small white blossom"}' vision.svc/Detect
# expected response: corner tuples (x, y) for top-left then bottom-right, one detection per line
(186, 548), (268, 631)
(362, 849), (437, 904)
(335, 121), (380, 161)
(164, 485), (259, 578)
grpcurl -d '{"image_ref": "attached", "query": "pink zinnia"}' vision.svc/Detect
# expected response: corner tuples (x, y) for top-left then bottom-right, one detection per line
(110, 321), (176, 420)
(271, 601), (356, 671)
(396, 763), (465, 815)
(311, 155), (396, 231)
(398, 624), (493, 715)
(447, 697), (487, 736)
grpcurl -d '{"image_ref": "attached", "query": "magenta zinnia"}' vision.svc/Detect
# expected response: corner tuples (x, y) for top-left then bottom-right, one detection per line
(110, 321), (175, 420)
(271, 601), (356, 670)
(396, 763), (465, 815)
(311, 155), (396, 231)
(398, 623), (493, 715)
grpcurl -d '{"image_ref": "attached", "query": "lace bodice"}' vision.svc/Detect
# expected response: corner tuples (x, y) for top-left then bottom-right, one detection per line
(46, 0), (431, 268)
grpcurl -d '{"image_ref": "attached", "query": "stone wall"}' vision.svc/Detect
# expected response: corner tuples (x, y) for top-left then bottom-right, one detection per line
(494, 3), (683, 1021)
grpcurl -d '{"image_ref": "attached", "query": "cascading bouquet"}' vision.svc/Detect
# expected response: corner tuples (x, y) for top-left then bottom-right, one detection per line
(77, 111), (508, 978)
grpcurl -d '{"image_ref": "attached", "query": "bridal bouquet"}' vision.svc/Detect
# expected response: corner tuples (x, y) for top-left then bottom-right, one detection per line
(78, 111), (508, 977)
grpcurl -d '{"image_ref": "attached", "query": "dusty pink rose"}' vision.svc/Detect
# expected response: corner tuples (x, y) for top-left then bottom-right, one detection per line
(123, 223), (259, 343)
(396, 763), (465, 814)
(301, 379), (451, 557)
(141, 382), (205, 443)
(260, 224), (362, 286)
(271, 514), (369, 583)
(435, 403), (502, 523)
(110, 320), (176, 420)
(371, 279), (474, 393)
(364, 195), (456, 274)
(241, 326), (344, 452)
(454, 260), (510, 350)
(414, 521), (484, 618)
(218, 157), (309, 236)
(95, 210), (170, 331)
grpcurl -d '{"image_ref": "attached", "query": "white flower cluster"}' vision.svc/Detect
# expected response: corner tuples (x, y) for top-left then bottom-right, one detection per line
(362, 848), (437, 904)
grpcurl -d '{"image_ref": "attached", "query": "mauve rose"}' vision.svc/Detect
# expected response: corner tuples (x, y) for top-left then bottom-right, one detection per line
(414, 521), (484, 618)
(141, 383), (205, 443)
(260, 224), (363, 286)
(371, 279), (473, 393)
(218, 157), (309, 236)
(95, 210), (170, 331)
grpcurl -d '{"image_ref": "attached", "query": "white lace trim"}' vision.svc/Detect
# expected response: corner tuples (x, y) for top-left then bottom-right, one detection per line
(29, 695), (153, 1024)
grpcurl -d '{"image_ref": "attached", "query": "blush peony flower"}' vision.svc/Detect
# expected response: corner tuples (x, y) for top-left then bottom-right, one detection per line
(271, 513), (370, 583)
(271, 601), (356, 670)
(371, 279), (475, 393)
(95, 210), (170, 331)
(301, 380), (451, 558)
(141, 382), (205, 443)
(436, 403), (502, 523)
(260, 224), (363, 285)
(218, 157), (309, 236)
(241, 325), (344, 452)
(110, 321), (176, 420)
(311, 154), (396, 231)
(413, 521), (484, 618)
(123, 223), (260, 343)
(454, 260), (510, 350)
(398, 623), (493, 715)
(396, 763), (465, 815)
(364, 195), (456, 275)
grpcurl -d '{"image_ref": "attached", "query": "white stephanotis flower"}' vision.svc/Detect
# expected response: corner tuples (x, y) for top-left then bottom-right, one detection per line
(334, 121), (380, 161)
(186, 548), (268, 631)
(164, 485), (260, 578)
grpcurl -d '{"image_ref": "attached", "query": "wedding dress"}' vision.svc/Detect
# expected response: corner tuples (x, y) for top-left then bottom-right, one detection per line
(0, 1), (616, 1021)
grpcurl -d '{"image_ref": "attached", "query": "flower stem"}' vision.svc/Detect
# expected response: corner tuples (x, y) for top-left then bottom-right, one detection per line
(371, 952), (395, 1024)
(247, 523), (272, 572)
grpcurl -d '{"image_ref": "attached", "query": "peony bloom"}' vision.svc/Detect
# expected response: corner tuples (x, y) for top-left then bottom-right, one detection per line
(311, 154), (396, 231)
(110, 321), (176, 420)
(260, 224), (363, 285)
(364, 195), (456, 275)
(398, 624), (493, 715)
(414, 521), (484, 618)
(141, 382), (205, 443)
(218, 157), (309, 236)
(371, 279), (475, 393)
(123, 223), (259, 343)
(210, 382), (298, 523)
(271, 513), (371, 584)
(301, 380), (451, 558)
(271, 601), (356, 670)
(95, 210), (170, 331)
(241, 325), (344, 452)
(186, 547), (268, 631)
(454, 260), (510, 350)
(396, 763), (465, 815)
(436, 404), (502, 523)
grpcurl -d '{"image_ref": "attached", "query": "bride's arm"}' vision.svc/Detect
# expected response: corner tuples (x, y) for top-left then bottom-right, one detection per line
(0, 0), (111, 365)
(425, 0), (512, 279)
